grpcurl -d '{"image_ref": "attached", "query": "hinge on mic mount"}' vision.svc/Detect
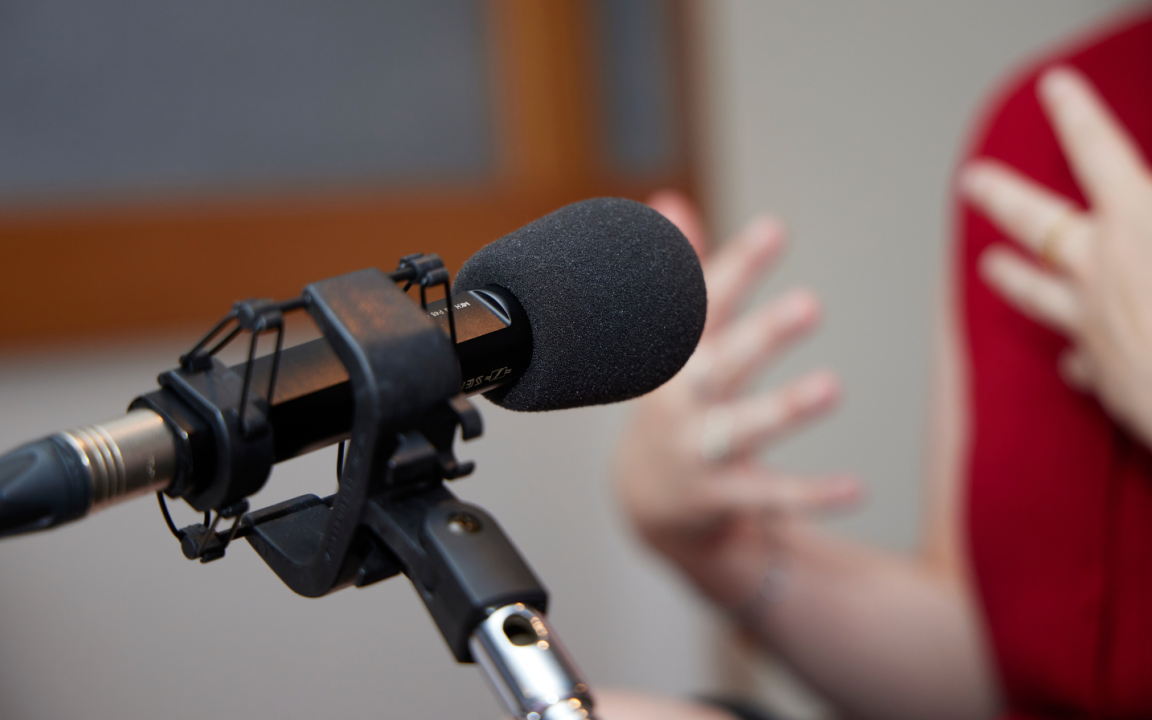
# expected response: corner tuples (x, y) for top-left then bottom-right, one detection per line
(383, 395), (482, 493)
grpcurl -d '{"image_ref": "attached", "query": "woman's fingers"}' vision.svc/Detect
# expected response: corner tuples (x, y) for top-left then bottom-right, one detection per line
(702, 370), (839, 461)
(1038, 67), (1150, 206)
(698, 288), (821, 397)
(961, 161), (1091, 271)
(702, 217), (787, 335)
(647, 193), (788, 337)
(648, 190), (709, 259)
(707, 470), (862, 515)
(979, 246), (1081, 334)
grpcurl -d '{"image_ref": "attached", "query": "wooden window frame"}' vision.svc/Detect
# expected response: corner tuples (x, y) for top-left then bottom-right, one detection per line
(0, 0), (699, 344)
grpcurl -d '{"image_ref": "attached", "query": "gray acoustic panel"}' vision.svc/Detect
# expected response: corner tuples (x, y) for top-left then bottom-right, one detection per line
(595, 0), (679, 175)
(0, 0), (493, 202)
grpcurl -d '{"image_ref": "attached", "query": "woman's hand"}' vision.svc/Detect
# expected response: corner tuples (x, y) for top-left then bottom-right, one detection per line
(962, 67), (1152, 447)
(613, 191), (860, 607)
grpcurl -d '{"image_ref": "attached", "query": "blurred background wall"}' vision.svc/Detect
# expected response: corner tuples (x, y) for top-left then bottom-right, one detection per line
(0, 1), (1137, 718)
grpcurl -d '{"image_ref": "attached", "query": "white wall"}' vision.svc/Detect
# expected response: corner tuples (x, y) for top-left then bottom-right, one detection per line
(0, 2), (1140, 719)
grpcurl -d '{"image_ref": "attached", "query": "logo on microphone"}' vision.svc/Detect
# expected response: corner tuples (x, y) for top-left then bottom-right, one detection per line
(428, 300), (471, 318)
(463, 366), (513, 392)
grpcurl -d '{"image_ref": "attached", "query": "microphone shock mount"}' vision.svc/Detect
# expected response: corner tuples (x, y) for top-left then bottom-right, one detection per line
(131, 254), (594, 719)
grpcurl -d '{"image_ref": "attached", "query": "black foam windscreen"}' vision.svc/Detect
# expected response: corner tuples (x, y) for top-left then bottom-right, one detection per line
(453, 197), (707, 411)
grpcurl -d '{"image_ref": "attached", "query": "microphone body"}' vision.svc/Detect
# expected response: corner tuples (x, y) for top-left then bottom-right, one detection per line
(0, 285), (530, 536)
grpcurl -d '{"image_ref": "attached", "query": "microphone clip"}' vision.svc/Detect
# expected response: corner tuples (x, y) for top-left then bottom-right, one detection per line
(391, 253), (458, 344)
(136, 296), (313, 514)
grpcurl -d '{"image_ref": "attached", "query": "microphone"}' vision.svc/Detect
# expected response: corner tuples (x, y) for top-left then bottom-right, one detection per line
(0, 197), (706, 538)
(454, 196), (707, 411)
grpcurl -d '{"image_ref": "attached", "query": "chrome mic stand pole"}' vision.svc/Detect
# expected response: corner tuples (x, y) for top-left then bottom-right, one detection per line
(471, 603), (597, 720)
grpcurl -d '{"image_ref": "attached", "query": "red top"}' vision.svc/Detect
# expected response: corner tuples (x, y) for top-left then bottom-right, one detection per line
(962, 9), (1152, 718)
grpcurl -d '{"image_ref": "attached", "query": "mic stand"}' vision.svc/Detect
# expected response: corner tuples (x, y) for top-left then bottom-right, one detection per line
(145, 260), (597, 719)
(355, 487), (597, 720)
(242, 481), (597, 720)
(471, 603), (596, 720)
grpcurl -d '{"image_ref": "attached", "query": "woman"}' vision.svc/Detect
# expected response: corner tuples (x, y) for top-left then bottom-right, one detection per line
(608, 11), (1152, 720)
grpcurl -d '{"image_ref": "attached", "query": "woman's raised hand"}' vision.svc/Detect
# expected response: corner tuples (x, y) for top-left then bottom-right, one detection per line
(613, 191), (860, 607)
(962, 67), (1152, 447)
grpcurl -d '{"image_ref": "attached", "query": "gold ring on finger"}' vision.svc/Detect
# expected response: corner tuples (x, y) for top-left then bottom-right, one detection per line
(1037, 206), (1077, 270)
